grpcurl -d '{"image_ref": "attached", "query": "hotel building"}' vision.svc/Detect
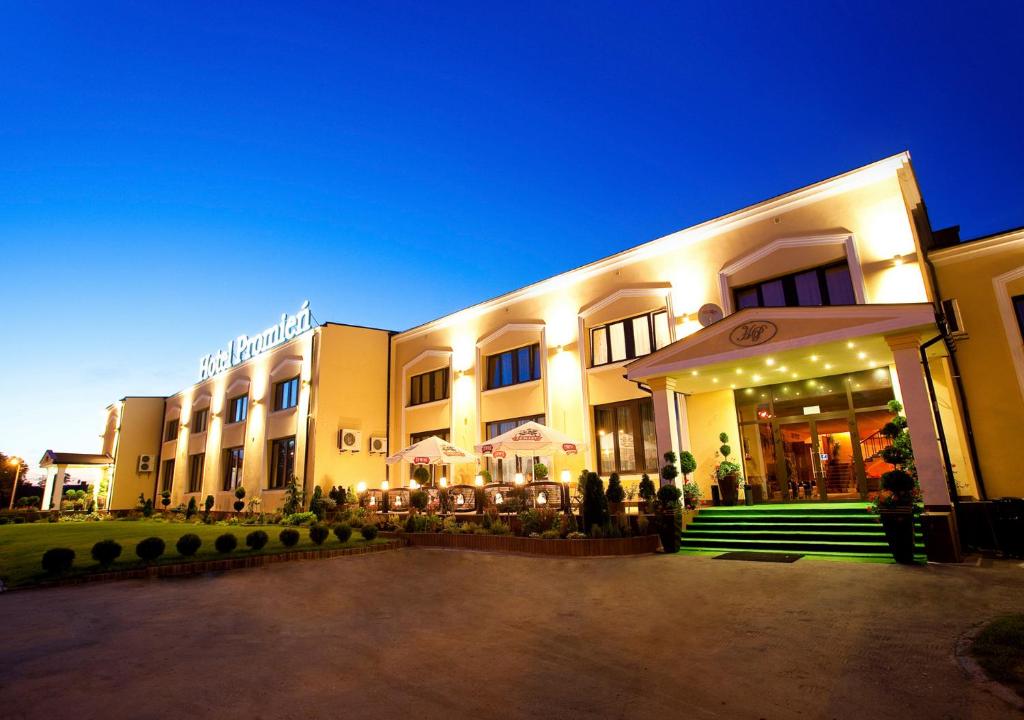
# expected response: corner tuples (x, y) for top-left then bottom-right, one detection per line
(41, 152), (1024, 556)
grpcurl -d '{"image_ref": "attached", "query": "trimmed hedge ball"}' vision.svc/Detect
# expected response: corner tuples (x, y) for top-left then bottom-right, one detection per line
(42, 547), (75, 574)
(135, 537), (166, 563)
(90, 539), (122, 567)
(279, 528), (300, 547)
(245, 530), (269, 551)
(214, 533), (238, 553)
(175, 533), (202, 557)
(333, 523), (352, 543)
(360, 524), (379, 541)
(309, 523), (329, 545)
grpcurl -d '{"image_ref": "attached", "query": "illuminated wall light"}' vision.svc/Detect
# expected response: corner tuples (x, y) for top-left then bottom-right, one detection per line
(847, 342), (855, 349)
(752, 374), (762, 382)
(824, 363), (833, 370)
(778, 365), (787, 372)
(810, 355), (819, 362)
(356, 481), (367, 494)
(857, 351), (867, 360)
(765, 358), (775, 366)
(691, 370), (698, 376)
(712, 378), (719, 384)
(735, 368), (743, 375)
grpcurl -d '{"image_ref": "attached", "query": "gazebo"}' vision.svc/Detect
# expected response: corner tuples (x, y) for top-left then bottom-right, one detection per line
(39, 450), (113, 511)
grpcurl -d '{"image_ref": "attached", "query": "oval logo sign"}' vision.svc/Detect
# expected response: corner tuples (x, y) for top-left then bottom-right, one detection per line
(729, 321), (778, 347)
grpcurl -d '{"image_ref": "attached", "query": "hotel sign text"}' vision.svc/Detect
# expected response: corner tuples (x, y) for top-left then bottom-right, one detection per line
(198, 301), (313, 380)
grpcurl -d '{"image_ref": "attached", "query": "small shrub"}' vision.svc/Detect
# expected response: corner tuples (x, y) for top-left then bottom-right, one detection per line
(540, 529), (560, 539)
(309, 486), (325, 520)
(410, 489), (429, 511)
(41, 547), (75, 574)
(656, 484), (682, 508)
(282, 511), (317, 526)
(246, 530), (269, 550)
(185, 497), (197, 519)
(233, 486), (246, 513)
(135, 537), (166, 563)
(605, 473), (625, 503)
(360, 523), (379, 541)
(309, 523), (329, 545)
(489, 520), (512, 536)
(176, 533), (202, 557)
(214, 533), (238, 553)
(333, 523), (352, 543)
(90, 539), (122, 567)
(279, 528), (300, 547)
(142, 498), (154, 518)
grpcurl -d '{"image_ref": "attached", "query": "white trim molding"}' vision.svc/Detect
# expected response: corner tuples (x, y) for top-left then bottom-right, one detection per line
(718, 233), (866, 314)
(993, 264), (1024, 403)
(578, 285), (673, 319)
(476, 322), (546, 349)
(930, 227), (1024, 266)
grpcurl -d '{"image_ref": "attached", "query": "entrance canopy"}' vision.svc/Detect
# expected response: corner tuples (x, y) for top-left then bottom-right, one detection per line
(38, 450), (113, 512)
(625, 303), (941, 390)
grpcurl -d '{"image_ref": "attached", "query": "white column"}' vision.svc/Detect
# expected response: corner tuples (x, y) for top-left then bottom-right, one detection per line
(885, 334), (951, 507)
(649, 377), (682, 487)
(41, 464), (68, 511)
(40, 467), (57, 510)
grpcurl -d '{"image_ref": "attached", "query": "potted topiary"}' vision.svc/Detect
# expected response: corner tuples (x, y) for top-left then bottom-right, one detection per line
(654, 484), (683, 553)
(872, 400), (921, 563)
(660, 451), (679, 488)
(637, 474), (656, 513)
(605, 472), (625, 515)
(413, 465), (431, 488)
(160, 490), (171, 512)
(715, 433), (743, 506)
(533, 463), (549, 481)
(233, 486), (246, 514)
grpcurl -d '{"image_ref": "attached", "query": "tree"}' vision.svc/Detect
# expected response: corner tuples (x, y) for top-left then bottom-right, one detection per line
(282, 479), (305, 515)
(638, 474), (656, 503)
(413, 465), (431, 487)
(605, 473), (624, 503)
(581, 472), (609, 532)
(309, 486), (325, 520)
(203, 494), (215, 519)
(660, 451), (679, 487)
(0, 453), (29, 509)
(679, 451), (697, 480)
(185, 496), (197, 519)
(233, 486), (246, 513)
(160, 490), (171, 510)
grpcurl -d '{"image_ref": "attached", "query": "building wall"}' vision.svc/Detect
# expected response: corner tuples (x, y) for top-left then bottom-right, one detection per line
(930, 229), (1024, 499)
(103, 397), (165, 510)
(388, 154), (933, 490)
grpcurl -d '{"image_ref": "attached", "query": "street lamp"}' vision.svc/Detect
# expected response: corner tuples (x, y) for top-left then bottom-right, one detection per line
(7, 456), (22, 510)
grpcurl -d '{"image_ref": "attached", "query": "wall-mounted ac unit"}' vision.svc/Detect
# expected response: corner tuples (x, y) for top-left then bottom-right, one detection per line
(138, 454), (155, 473)
(369, 436), (387, 454)
(338, 429), (362, 452)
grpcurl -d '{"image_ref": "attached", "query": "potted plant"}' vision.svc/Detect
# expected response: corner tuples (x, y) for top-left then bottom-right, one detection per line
(872, 400), (921, 563)
(715, 433), (743, 506)
(637, 474), (656, 513)
(533, 462), (549, 481)
(660, 451), (679, 488)
(233, 486), (246, 514)
(654, 484), (682, 553)
(605, 472), (625, 515)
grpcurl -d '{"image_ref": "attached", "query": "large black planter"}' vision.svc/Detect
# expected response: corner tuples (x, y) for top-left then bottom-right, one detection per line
(718, 474), (740, 506)
(879, 506), (917, 563)
(655, 511), (681, 553)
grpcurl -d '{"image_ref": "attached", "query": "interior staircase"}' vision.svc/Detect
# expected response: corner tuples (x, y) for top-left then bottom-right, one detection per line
(681, 502), (925, 559)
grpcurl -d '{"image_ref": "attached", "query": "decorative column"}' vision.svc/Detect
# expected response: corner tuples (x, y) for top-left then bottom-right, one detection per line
(648, 376), (682, 487)
(41, 464), (68, 510)
(885, 334), (951, 507)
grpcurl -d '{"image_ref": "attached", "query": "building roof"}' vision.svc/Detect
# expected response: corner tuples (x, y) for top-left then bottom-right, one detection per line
(38, 451), (114, 467)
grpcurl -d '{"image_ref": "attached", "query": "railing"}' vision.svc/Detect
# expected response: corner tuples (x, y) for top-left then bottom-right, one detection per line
(860, 429), (891, 461)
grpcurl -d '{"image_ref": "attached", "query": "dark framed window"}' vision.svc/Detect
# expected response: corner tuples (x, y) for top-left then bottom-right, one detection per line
(1014, 294), (1024, 342)
(409, 429), (450, 481)
(191, 408), (209, 434)
(484, 414), (546, 483)
(591, 310), (671, 367)
(227, 395), (249, 424)
(486, 344), (541, 390)
(734, 261), (857, 310)
(222, 447), (244, 491)
(273, 377), (300, 411)
(164, 419), (179, 442)
(268, 436), (296, 489)
(594, 398), (659, 475)
(160, 459), (175, 493)
(409, 368), (449, 407)
(188, 453), (205, 494)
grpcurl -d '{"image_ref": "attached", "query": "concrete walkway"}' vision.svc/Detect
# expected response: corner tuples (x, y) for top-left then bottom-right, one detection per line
(1, 549), (1021, 719)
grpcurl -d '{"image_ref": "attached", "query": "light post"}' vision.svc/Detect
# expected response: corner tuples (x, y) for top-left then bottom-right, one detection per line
(7, 456), (23, 510)
(560, 468), (571, 515)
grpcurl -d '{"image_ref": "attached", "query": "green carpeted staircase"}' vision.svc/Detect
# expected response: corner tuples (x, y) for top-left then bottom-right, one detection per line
(681, 502), (925, 559)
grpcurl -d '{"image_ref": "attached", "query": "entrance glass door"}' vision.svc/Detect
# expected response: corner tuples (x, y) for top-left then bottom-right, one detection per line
(777, 419), (826, 501)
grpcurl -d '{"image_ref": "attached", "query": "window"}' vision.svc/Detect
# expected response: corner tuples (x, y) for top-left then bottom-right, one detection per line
(1014, 295), (1024, 342)
(484, 414), (547, 483)
(941, 298), (966, 336)
(409, 368), (449, 406)
(187, 453), (205, 493)
(590, 310), (671, 367)
(734, 261), (857, 310)
(273, 376), (300, 411)
(227, 395), (248, 424)
(269, 436), (296, 489)
(593, 398), (659, 475)
(222, 447), (244, 491)
(409, 429), (450, 481)
(486, 344), (541, 389)
(191, 408), (208, 434)
(160, 459), (175, 493)
(164, 418), (179, 442)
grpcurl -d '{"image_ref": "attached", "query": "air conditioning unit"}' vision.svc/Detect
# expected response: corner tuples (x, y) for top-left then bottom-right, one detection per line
(137, 454), (155, 473)
(338, 429), (362, 452)
(369, 436), (387, 454)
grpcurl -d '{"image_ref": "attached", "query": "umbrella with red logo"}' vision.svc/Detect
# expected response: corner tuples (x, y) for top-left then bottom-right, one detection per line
(474, 421), (584, 459)
(385, 436), (478, 467)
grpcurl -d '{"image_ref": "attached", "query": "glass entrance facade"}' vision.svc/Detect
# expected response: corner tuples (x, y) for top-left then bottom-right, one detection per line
(734, 367), (896, 502)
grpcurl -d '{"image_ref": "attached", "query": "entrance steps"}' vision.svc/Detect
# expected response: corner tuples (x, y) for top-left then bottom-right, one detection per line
(681, 502), (924, 558)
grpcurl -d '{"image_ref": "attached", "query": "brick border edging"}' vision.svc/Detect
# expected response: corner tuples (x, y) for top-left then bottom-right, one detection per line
(10, 540), (405, 593)
(380, 531), (661, 556)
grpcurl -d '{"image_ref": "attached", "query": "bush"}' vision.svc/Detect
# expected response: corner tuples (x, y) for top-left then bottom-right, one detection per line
(413, 465), (431, 487)
(333, 523), (352, 543)
(246, 530), (269, 550)
(410, 489), (429, 511)
(142, 499), (154, 518)
(176, 533), (202, 556)
(881, 469), (916, 495)
(185, 497), (197, 519)
(581, 472), (609, 532)
(214, 533), (238, 553)
(679, 451), (697, 479)
(233, 486), (246, 513)
(309, 523), (329, 545)
(282, 511), (317, 526)
(41, 547), (75, 574)
(135, 537), (166, 563)
(309, 486), (325, 520)
(279, 528), (300, 547)
(656, 484), (682, 508)
(91, 539), (122, 567)
(360, 523), (379, 541)
(660, 451), (679, 485)
(605, 473), (625, 503)
(638, 474), (656, 502)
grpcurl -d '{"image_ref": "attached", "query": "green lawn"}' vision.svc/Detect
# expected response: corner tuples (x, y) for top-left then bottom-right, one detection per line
(972, 614), (1024, 698)
(0, 520), (384, 589)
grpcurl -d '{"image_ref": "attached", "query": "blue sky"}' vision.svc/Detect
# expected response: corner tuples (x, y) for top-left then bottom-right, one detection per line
(1, 1), (1022, 476)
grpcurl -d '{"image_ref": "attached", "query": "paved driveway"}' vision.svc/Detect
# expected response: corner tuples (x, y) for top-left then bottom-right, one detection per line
(1, 549), (1021, 719)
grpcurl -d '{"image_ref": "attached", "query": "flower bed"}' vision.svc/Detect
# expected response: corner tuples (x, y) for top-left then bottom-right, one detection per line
(386, 531), (661, 556)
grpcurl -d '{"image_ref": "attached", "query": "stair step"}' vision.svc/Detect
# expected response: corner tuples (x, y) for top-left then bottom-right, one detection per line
(679, 537), (924, 554)
(688, 522), (903, 533)
(694, 513), (878, 524)
(683, 530), (913, 543)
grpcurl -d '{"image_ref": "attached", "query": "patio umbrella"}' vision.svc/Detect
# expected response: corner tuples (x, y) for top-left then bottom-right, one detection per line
(474, 421), (584, 459)
(385, 435), (478, 466)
